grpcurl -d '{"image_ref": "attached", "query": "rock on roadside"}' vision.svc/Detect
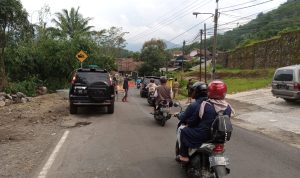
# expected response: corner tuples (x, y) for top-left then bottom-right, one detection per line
(0, 92), (31, 107)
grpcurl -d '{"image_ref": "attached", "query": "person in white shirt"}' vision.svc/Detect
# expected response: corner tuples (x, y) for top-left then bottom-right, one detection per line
(146, 79), (158, 93)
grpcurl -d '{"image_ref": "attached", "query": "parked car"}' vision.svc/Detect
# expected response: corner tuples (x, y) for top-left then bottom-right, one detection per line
(140, 76), (161, 98)
(271, 65), (300, 102)
(69, 68), (115, 114)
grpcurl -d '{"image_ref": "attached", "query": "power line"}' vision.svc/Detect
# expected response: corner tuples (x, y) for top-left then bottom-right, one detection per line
(128, 0), (212, 41)
(126, 0), (201, 39)
(126, 0), (210, 40)
(219, 0), (258, 10)
(220, 0), (274, 13)
(167, 16), (211, 42)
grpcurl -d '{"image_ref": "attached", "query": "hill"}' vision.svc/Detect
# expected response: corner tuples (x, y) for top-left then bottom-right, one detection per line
(217, 0), (300, 51)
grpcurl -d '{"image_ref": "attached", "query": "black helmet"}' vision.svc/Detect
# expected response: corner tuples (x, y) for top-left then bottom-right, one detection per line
(191, 81), (208, 99)
(150, 79), (154, 83)
(160, 77), (167, 84)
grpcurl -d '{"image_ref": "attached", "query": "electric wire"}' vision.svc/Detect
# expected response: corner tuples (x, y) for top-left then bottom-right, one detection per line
(128, 0), (212, 41)
(219, 0), (258, 9)
(126, 0), (210, 40)
(220, 0), (274, 13)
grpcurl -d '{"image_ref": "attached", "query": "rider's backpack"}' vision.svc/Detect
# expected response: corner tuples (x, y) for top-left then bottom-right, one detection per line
(210, 111), (233, 143)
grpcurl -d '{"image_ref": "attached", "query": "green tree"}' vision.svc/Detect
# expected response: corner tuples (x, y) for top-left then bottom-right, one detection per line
(52, 7), (93, 39)
(93, 27), (127, 57)
(139, 38), (168, 75)
(0, 0), (29, 90)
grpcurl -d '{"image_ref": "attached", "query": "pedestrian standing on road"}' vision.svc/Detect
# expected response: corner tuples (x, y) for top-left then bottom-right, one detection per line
(172, 78), (180, 99)
(122, 75), (129, 102)
(186, 79), (193, 103)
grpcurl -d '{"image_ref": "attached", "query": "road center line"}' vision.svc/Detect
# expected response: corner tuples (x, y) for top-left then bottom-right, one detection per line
(37, 130), (70, 178)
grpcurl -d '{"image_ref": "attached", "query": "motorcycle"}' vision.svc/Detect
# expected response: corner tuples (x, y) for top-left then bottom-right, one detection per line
(147, 91), (156, 106)
(154, 100), (172, 127)
(136, 82), (141, 89)
(173, 102), (231, 178)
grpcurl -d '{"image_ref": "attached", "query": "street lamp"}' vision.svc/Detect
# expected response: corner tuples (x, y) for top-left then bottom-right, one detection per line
(193, 12), (214, 83)
(193, 1), (219, 80)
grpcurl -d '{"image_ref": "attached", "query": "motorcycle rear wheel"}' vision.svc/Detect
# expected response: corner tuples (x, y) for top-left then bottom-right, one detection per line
(160, 120), (165, 127)
(213, 166), (227, 178)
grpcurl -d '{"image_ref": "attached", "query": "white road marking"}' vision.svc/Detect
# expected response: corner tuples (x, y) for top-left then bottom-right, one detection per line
(38, 130), (70, 178)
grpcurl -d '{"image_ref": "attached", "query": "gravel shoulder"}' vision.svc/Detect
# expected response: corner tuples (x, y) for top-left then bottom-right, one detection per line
(228, 98), (300, 149)
(0, 93), (69, 178)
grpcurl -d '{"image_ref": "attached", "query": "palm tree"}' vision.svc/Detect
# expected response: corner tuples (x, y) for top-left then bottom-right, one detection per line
(52, 7), (93, 39)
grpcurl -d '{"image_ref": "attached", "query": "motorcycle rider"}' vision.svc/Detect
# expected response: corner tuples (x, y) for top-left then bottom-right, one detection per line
(176, 81), (208, 156)
(177, 80), (234, 163)
(153, 77), (172, 110)
(146, 79), (158, 94)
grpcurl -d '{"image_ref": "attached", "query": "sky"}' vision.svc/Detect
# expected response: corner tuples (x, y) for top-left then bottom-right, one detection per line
(21, 0), (288, 51)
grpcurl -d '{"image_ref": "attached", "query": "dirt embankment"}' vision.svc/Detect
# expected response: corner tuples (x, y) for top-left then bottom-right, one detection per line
(0, 94), (69, 178)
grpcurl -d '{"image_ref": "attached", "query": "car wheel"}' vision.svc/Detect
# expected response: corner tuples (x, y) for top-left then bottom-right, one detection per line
(107, 103), (114, 114)
(70, 103), (77, 114)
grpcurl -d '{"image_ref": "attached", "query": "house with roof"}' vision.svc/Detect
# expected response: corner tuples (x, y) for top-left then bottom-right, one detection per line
(117, 58), (143, 74)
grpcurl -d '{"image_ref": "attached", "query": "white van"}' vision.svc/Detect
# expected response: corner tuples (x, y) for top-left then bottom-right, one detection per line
(271, 65), (300, 102)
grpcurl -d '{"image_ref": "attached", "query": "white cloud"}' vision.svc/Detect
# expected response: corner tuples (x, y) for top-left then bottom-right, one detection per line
(20, 0), (288, 51)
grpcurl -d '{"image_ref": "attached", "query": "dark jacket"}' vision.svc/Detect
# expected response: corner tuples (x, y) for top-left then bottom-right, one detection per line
(180, 102), (232, 148)
(123, 77), (129, 90)
(178, 97), (207, 127)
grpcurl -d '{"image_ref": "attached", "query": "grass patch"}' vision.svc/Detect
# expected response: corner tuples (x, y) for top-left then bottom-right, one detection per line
(174, 67), (275, 95)
(224, 77), (272, 94)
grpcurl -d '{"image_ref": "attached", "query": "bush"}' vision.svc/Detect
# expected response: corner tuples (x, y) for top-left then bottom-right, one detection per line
(4, 76), (40, 97)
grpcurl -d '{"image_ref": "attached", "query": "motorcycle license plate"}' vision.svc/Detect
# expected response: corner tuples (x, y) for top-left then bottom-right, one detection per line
(209, 156), (229, 167)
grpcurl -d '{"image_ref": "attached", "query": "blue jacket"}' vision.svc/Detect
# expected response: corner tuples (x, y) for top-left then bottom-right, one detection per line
(178, 97), (207, 127)
(180, 101), (232, 148)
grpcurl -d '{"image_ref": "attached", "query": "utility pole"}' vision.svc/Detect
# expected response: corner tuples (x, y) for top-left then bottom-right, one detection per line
(181, 40), (186, 72)
(212, 0), (219, 80)
(204, 23), (207, 83)
(199, 29), (203, 81)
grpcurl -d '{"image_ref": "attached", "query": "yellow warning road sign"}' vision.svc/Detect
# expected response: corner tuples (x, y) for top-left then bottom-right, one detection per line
(76, 50), (88, 63)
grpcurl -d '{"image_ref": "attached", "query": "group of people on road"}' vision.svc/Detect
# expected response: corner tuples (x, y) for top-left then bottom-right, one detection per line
(115, 74), (233, 163)
(145, 76), (233, 163)
(112, 74), (129, 102)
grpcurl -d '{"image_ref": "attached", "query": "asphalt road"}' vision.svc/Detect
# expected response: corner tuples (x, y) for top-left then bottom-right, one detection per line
(37, 89), (300, 178)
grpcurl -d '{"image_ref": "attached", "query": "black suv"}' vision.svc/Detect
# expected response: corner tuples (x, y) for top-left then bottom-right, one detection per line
(140, 76), (161, 98)
(69, 68), (115, 114)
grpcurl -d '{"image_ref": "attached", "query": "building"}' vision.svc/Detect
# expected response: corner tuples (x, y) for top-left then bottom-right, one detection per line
(117, 58), (143, 75)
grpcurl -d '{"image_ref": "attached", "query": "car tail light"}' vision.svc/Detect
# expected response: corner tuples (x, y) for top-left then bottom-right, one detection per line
(71, 75), (76, 84)
(294, 83), (300, 90)
(213, 144), (224, 153)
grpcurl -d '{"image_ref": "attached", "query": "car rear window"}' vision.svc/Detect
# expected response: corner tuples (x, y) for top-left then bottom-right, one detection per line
(144, 78), (160, 85)
(76, 72), (108, 84)
(274, 69), (294, 81)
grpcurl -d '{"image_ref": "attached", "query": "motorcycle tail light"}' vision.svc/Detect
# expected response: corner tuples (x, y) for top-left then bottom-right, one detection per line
(213, 144), (224, 153)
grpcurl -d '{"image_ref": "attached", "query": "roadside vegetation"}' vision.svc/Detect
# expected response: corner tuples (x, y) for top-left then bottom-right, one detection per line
(0, 1), (128, 96)
(169, 66), (275, 100)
